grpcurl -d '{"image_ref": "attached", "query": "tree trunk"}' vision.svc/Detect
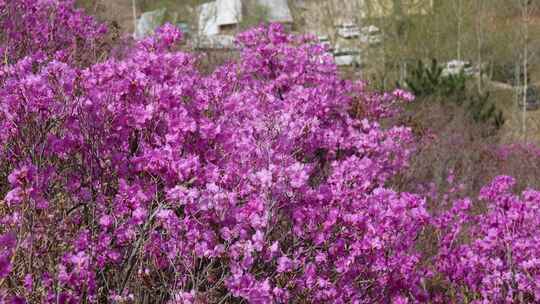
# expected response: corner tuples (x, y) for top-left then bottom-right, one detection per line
(521, 0), (530, 140)
(522, 29), (528, 140)
(132, 0), (137, 38)
(475, 0), (486, 93)
(455, 0), (462, 61)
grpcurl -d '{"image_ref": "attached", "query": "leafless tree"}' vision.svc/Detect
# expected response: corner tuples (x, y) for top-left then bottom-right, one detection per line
(515, 0), (537, 140)
(473, 0), (488, 93)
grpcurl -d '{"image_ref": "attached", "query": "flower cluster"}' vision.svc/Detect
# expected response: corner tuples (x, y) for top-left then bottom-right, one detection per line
(0, 0), (107, 66)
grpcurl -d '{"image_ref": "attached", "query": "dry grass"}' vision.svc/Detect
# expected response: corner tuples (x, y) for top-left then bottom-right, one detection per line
(485, 82), (540, 144)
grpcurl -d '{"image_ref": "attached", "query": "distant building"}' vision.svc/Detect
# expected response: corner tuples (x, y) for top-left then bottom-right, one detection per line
(198, 1), (220, 36)
(215, 0), (243, 34)
(197, 0), (242, 48)
(197, 0), (293, 39)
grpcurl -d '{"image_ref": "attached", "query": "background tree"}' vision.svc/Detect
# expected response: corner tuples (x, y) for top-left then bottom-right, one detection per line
(515, 0), (539, 139)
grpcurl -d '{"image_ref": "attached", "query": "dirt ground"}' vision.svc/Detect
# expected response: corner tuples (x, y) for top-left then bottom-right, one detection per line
(489, 85), (540, 145)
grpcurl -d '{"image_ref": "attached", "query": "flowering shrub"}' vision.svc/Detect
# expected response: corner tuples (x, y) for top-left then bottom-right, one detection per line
(0, 0), (428, 300)
(3, 1), (540, 303)
(434, 176), (540, 303)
